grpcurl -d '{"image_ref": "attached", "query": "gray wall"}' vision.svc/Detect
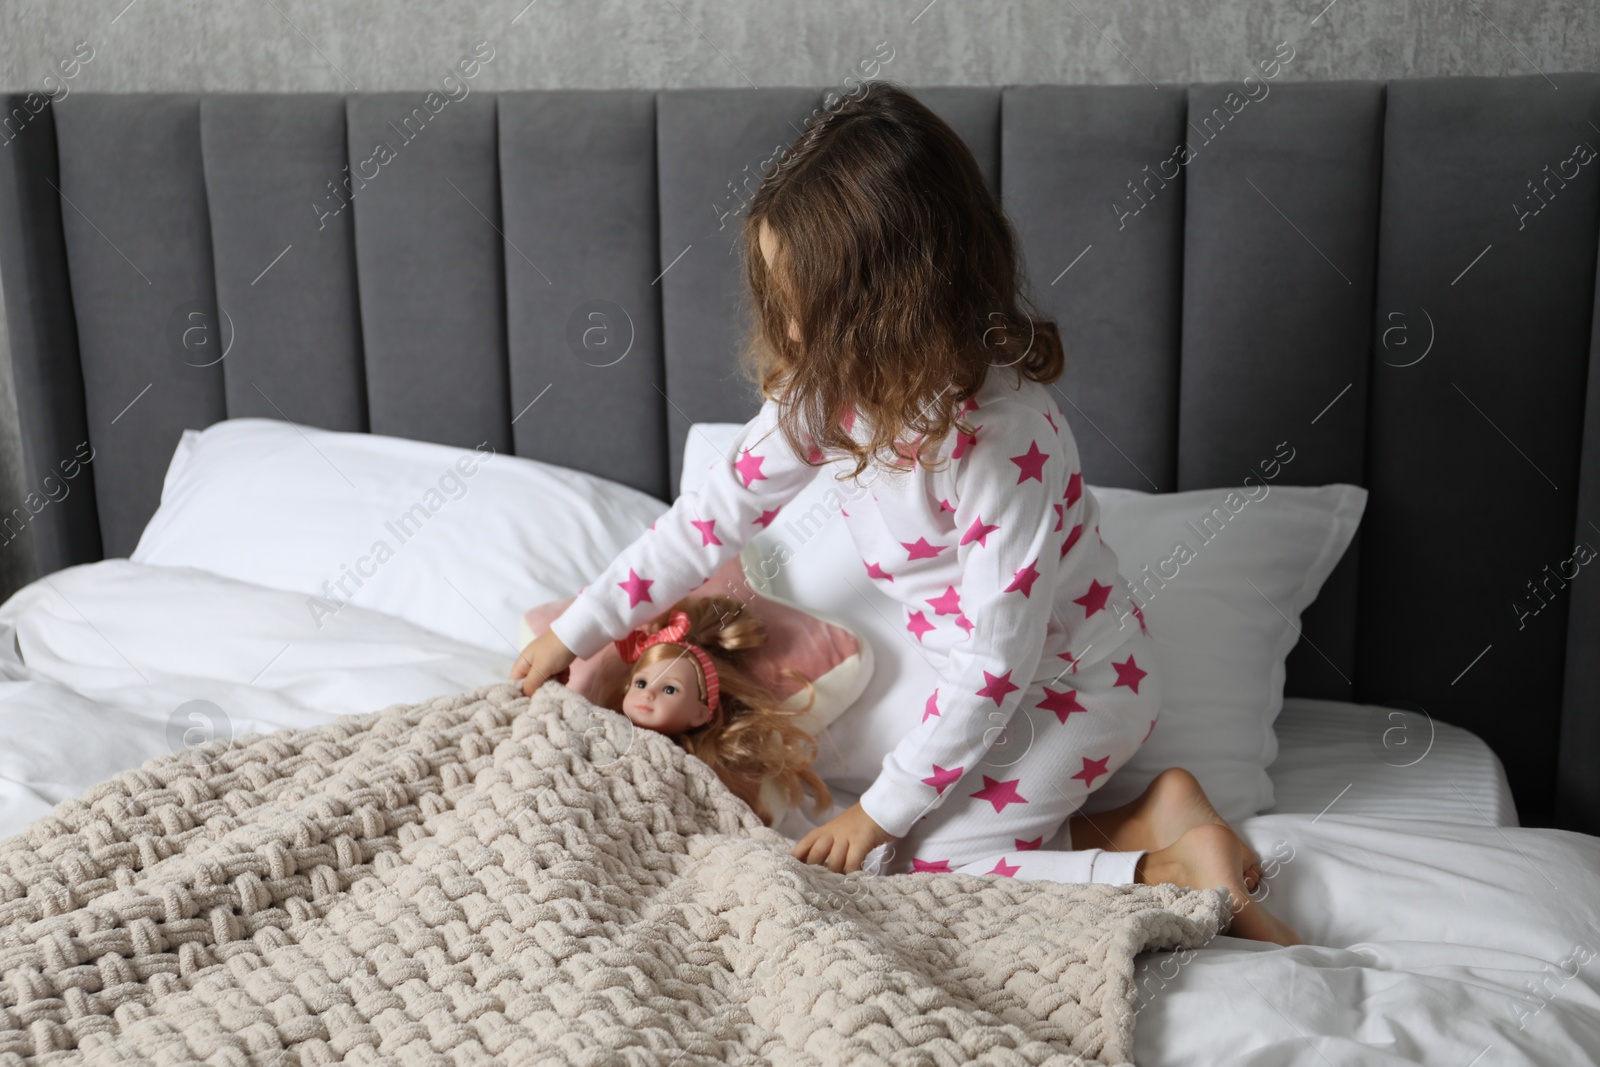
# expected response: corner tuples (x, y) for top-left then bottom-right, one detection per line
(2, 0), (1597, 599)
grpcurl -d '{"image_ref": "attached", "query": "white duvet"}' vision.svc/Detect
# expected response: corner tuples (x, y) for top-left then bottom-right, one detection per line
(2, 560), (1597, 1066)
(0, 560), (509, 833)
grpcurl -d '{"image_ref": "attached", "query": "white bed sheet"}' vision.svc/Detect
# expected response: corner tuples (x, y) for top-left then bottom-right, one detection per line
(1264, 696), (1519, 827)
(1, 560), (1595, 1067)
(1137, 814), (1600, 1065)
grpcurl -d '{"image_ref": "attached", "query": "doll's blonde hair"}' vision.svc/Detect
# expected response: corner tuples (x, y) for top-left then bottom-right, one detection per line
(605, 595), (833, 827)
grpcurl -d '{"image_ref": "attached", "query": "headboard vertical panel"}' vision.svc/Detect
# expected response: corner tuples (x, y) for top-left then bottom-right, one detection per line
(0, 95), (100, 573)
(499, 91), (667, 499)
(1359, 73), (1600, 827)
(53, 94), (227, 558)
(655, 88), (826, 491)
(1000, 84), (1188, 494)
(345, 94), (511, 454)
(1558, 235), (1600, 831)
(1176, 81), (1386, 703)
(201, 95), (367, 432)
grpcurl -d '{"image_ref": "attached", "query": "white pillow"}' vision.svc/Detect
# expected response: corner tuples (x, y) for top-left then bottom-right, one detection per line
(1068, 483), (1366, 823)
(132, 418), (669, 653)
(684, 422), (1367, 824)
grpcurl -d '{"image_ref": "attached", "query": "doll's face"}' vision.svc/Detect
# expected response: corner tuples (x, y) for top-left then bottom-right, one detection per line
(621, 651), (713, 736)
(758, 220), (803, 344)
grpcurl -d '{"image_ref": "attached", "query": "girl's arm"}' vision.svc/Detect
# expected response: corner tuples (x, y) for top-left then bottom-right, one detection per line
(548, 395), (820, 659)
(856, 399), (1079, 839)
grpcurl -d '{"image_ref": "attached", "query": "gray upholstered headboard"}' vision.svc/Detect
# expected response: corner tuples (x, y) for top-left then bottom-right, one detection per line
(2, 78), (1598, 834)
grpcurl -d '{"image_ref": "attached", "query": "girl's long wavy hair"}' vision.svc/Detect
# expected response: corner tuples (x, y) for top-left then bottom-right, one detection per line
(737, 78), (1066, 482)
(604, 596), (833, 827)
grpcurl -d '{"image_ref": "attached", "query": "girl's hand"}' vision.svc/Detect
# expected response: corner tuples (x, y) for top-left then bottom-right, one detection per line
(511, 630), (577, 697)
(790, 802), (897, 874)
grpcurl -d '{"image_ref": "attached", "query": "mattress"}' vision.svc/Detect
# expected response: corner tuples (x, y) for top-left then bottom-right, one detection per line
(1263, 696), (1518, 827)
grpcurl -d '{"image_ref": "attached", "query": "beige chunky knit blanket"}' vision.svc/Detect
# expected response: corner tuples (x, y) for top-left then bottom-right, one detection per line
(0, 681), (1231, 1066)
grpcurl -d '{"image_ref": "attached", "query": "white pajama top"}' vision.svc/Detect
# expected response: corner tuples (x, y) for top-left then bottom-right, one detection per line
(549, 370), (1149, 839)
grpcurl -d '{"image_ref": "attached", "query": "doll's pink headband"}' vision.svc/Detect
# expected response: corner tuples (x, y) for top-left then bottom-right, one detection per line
(614, 610), (721, 714)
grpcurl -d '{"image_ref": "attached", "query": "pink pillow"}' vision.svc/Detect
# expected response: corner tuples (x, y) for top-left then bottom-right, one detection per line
(521, 552), (871, 726)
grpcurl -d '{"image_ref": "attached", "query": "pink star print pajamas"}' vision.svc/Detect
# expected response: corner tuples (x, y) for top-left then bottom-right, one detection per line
(548, 371), (1160, 886)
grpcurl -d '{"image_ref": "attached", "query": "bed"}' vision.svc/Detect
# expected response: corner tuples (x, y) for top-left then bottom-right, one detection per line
(1, 549), (1595, 1065)
(1, 76), (1598, 1065)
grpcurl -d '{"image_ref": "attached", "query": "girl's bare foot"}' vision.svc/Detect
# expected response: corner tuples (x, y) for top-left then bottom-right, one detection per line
(1138, 824), (1302, 947)
(1072, 768), (1263, 889)
(1142, 768), (1263, 889)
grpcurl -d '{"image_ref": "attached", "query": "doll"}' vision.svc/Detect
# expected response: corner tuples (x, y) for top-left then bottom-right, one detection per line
(602, 595), (833, 828)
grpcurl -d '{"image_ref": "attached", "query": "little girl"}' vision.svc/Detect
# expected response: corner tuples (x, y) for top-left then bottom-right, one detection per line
(594, 595), (833, 829)
(514, 80), (1298, 946)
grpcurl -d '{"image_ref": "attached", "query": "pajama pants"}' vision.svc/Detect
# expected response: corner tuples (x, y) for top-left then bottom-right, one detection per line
(864, 628), (1161, 885)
